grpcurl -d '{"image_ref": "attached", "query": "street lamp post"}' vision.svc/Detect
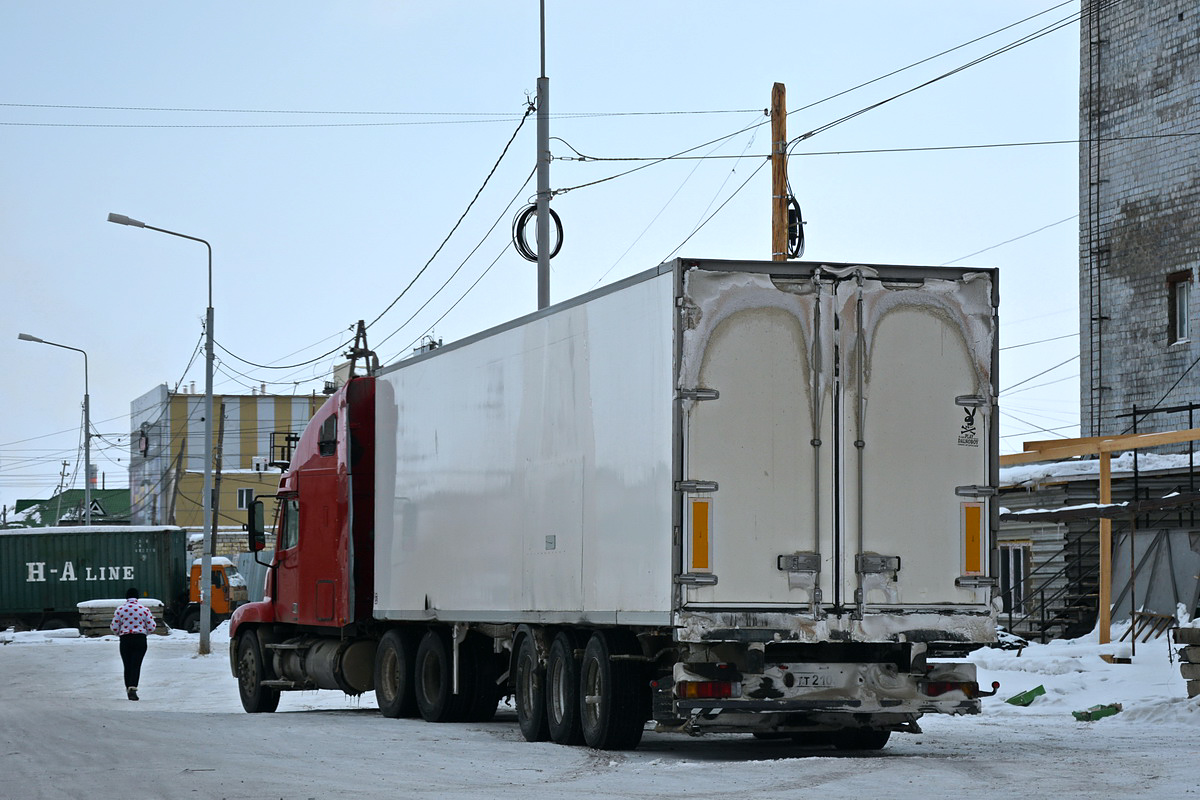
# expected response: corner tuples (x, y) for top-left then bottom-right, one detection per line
(108, 213), (216, 656)
(17, 334), (91, 526)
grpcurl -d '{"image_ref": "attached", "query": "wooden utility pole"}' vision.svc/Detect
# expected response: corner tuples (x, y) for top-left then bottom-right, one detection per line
(771, 82), (788, 261)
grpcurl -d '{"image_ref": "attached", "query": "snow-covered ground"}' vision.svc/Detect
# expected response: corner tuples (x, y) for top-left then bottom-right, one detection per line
(2, 621), (1197, 799)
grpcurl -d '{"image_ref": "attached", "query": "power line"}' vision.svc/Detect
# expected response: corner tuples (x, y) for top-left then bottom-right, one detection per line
(0, 101), (757, 118)
(787, 4), (1098, 149)
(375, 166), (537, 354)
(942, 215), (1078, 265)
(1000, 354), (1080, 395)
(1001, 332), (1079, 351)
(367, 104), (535, 332)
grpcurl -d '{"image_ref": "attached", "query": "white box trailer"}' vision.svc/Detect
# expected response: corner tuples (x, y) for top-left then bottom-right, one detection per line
(368, 257), (999, 747)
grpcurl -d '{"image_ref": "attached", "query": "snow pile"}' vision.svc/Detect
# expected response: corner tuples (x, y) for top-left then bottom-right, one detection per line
(969, 623), (1199, 724)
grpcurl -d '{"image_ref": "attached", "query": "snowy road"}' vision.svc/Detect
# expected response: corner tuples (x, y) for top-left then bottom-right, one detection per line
(1, 627), (1196, 800)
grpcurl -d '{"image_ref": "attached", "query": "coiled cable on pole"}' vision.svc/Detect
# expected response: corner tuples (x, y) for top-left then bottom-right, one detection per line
(787, 194), (805, 259)
(512, 203), (563, 262)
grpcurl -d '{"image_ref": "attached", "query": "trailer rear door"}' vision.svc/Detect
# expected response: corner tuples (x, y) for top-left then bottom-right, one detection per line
(678, 266), (995, 614)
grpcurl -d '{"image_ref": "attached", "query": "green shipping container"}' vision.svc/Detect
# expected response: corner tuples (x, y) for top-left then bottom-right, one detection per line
(0, 526), (188, 626)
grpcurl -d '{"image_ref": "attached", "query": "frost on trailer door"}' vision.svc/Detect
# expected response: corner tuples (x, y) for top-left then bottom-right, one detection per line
(672, 263), (998, 734)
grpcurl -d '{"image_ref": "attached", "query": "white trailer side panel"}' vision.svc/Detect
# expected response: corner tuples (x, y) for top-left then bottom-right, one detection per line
(373, 271), (676, 623)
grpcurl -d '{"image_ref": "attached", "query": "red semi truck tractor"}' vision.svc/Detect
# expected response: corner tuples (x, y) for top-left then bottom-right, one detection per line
(230, 258), (1001, 751)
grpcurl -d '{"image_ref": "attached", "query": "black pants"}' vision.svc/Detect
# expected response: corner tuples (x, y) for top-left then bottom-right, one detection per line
(119, 633), (148, 688)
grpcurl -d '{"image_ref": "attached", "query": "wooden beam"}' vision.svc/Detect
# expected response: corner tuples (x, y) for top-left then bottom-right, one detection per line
(1001, 426), (1200, 466)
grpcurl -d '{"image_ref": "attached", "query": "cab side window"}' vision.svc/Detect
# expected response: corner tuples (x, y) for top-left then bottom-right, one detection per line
(318, 414), (337, 457)
(280, 498), (300, 550)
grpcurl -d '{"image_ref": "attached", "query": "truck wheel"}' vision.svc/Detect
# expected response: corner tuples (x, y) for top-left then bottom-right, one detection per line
(545, 632), (584, 745)
(414, 628), (466, 723)
(832, 728), (890, 750)
(579, 631), (646, 750)
(514, 634), (550, 742)
(236, 633), (280, 713)
(461, 633), (501, 723)
(180, 608), (200, 634)
(375, 629), (418, 718)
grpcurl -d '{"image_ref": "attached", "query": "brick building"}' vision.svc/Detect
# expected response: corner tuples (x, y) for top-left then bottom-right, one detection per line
(1080, 0), (1200, 436)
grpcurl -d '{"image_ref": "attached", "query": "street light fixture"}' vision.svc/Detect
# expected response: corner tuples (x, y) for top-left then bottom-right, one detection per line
(17, 333), (91, 526)
(108, 212), (217, 656)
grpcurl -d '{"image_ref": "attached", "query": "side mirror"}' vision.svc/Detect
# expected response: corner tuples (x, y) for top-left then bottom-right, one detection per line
(248, 500), (266, 552)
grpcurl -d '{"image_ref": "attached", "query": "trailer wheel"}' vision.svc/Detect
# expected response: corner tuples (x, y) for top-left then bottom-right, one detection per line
(579, 631), (646, 750)
(236, 633), (279, 714)
(415, 628), (466, 723)
(545, 632), (584, 745)
(832, 728), (890, 750)
(514, 634), (549, 742)
(461, 633), (501, 723)
(375, 629), (418, 719)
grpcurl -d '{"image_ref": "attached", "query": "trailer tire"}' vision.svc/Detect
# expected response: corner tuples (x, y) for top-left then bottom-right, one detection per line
(579, 631), (646, 750)
(832, 728), (890, 751)
(375, 629), (419, 719)
(236, 633), (280, 714)
(415, 628), (466, 723)
(461, 633), (501, 723)
(514, 633), (550, 742)
(545, 632), (584, 745)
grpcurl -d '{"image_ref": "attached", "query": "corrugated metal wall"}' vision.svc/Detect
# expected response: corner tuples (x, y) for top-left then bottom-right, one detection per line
(0, 527), (187, 615)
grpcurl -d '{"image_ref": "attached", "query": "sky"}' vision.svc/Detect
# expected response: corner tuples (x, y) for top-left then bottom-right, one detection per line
(0, 2), (1083, 511)
(2, 620), (1197, 797)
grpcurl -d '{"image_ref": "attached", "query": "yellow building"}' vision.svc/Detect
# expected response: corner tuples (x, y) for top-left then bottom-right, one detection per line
(129, 384), (325, 529)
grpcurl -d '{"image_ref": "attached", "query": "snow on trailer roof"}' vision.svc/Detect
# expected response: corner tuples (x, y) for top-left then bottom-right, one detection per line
(0, 525), (186, 536)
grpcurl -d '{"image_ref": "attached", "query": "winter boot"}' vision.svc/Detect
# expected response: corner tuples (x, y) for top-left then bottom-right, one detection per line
(127, 687), (139, 701)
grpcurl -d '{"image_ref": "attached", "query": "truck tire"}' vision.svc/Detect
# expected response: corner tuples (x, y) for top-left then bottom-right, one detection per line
(375, 629), (418, 719)
(461, 633), (501, 723)
(545, 632), (584, 745)
(180, 608), (200, 634)
(236, 633), (280, 714)
(515, 634), (550, 742)
(415, 628), (467, 723)
(579, 631), (646, 750)
(832, 728), (890, 750)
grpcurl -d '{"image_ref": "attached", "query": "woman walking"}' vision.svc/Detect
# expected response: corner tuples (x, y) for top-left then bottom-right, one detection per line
(111, 588), (156, 701)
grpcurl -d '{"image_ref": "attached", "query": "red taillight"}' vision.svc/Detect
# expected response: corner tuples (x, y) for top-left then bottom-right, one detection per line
(677, 680), (738, 700)
(921, 681), (980, 698)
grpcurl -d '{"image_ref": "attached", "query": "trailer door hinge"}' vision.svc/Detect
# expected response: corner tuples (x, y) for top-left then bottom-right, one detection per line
(677, 388), (720, 401)
(955, 395), (987, 407)
(677, 480), (718, 493)
(955, 485), (998, 497)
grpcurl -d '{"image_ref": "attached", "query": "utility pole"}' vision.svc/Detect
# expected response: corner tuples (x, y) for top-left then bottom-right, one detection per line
(536, 0), (551, 308)
(770, 82), (788, 262)
(211, 402), (226, 557)
(55, 461), (69, 523)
